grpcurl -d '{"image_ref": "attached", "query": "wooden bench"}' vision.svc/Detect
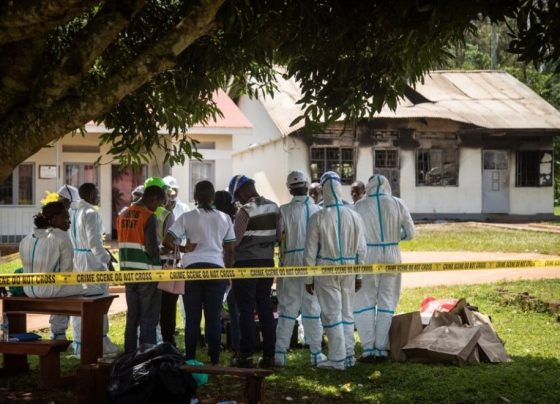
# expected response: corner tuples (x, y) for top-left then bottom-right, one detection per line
(0, 340), (71, 388)
(181, 365), (273, 404)
(0, 295), (117, 367)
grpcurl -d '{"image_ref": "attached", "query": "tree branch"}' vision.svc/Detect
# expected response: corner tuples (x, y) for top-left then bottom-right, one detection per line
(0, 0), (98, 45)
(0, 37), (46, 118)
(35, 0), (146, 108)
(0, 0), (225, 181)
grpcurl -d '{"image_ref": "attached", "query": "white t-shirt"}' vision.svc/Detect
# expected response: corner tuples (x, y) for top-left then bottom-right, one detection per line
(168, 208), (235, 268)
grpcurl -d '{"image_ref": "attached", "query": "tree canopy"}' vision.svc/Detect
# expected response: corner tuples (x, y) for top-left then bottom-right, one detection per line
(0, 0), (558, 182)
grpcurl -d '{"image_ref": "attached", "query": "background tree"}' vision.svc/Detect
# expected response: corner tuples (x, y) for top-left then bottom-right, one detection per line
(446, 17), (560, 205)
(0, 0), (558, 183)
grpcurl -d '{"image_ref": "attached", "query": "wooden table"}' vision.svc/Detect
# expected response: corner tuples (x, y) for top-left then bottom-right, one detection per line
(1, 295), (117, 366)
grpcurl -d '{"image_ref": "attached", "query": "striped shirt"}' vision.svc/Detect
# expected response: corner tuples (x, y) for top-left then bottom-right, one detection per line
(234, 196), (280, 262)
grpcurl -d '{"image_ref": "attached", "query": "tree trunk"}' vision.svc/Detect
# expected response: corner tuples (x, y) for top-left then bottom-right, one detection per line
(0, 0), (224, 183)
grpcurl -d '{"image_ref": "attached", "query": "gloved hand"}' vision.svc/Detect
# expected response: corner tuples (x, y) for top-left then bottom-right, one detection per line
(305, 283), (314, 295)
(355, 279), (362, 292)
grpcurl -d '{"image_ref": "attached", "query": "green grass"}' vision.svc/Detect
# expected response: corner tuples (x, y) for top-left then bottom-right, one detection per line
(554, 206), (560, 216)
(0, 254), (21, 275)
(2, 280), (559, 403)
(401, 223), (560, 255)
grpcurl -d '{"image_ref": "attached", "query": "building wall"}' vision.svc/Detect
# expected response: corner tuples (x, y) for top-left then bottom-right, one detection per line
(400, 147), (482, 214)
(0, 132), (169, 241)
(233, 139), (289, 205)
(234, 97), (283, 152)
(356, 145), (374, 183)
(171, 134), (233, 209)
(508, 151), (554, 214)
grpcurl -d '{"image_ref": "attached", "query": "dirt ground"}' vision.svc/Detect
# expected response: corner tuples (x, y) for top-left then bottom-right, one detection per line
(401, 251), (560, 288)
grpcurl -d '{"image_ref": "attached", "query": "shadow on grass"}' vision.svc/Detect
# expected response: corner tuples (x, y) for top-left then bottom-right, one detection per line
(256, 353), (560, 404)
(0, 352), (558, 403)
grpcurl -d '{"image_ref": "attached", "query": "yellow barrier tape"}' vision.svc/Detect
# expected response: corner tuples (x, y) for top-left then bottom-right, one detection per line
(1, 259), (560, 288)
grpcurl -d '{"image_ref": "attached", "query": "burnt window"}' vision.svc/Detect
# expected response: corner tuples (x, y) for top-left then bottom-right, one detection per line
(310, 147), (355, 185)
(516, 150), (553, 187)
(374, 149), (399, 168)
(416, 148), (458, 186)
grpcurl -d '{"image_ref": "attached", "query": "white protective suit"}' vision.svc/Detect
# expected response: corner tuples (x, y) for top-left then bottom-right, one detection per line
(19, 228), (91, 339)
(57, 185), (80, 210)
(353, 174), (415, 358)
(275, 195), (325, 366)
(70, 199), (117, 357)
(304, 172), (367, 370)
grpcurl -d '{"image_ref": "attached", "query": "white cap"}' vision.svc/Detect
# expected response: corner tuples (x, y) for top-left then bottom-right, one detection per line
(286, 170), (308, 188)
(163, 175), (179, 189)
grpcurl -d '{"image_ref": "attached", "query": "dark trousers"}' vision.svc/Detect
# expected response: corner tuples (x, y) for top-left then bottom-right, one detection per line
(227, 289), (241, 352)
(183, 263), (227, 365)
(124, 282), (161, 353)
(232, 259), (276, 359)
(160, 291), (180, 346)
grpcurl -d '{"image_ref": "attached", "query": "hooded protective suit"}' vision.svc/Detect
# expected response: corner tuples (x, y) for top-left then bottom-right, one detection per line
(304, 172), (367, 370)
(353, 174), (415, 358)
(57, 185), (80, 210)
(19, 228), (92, 339)
(275, 195), (325, 366)
(70, 199), (117, 357)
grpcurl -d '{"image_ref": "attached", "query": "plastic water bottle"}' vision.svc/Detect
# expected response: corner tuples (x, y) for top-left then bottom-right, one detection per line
(1, 313), (9, 342)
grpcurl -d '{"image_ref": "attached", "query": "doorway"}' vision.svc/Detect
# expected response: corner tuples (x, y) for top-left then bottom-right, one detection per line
(482, 150), (509, 213)
(111, 165), (147, 238)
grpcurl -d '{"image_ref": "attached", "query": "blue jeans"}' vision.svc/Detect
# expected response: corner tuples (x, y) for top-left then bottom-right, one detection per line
(125, 282), (161, 353)
(232, 259), (276, 359)
(183, 263), (227, 365)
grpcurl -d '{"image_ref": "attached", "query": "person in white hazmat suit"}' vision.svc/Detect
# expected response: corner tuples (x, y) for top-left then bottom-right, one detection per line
(162, 175), (188, 322)
(353, 174), (415, 361)
(163, 176), (189, 220)
(275, 170), (326, 367)
(69, 183), (118, 357)
(304, 171), (367, 370)
(57, 184), (80, 211)
(19, 202), (101, 340)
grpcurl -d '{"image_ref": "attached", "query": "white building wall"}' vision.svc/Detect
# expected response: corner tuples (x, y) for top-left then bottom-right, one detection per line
(401, 148), (482, 214)
(356, 146), (374, 183)
(171, 135), (233, 209)
(233, 139), (289, 205)
(509, 187), (553, 214)
(234, 97), (283, 152)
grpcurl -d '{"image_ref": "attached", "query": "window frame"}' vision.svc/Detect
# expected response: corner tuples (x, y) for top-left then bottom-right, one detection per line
(309, 146), (356, 185)
(63, 163), (100, 188)
(415, 148), (459, 187)
(515, 150), (553, 187)
(189, 160), (216, 202)
(0, 163), (35, 206)
(373, 148), (399, 169)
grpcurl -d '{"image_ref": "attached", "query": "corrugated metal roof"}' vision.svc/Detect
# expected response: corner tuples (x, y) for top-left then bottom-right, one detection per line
(259, 70), (560, 136)
(376, 71), (560, 130)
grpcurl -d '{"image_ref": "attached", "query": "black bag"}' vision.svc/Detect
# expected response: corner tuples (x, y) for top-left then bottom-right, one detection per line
(107, 342), (197, 404)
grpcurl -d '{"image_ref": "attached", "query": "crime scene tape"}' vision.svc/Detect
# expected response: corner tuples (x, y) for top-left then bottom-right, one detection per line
(1, 259), (560, 288)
